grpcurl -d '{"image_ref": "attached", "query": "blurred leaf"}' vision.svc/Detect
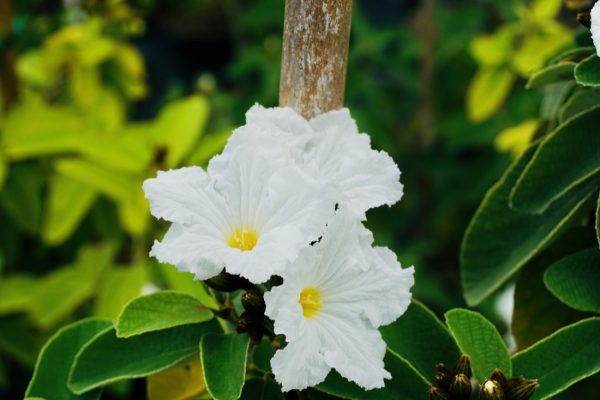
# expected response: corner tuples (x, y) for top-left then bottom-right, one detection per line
(200, 333), (249, 400)
(445, 309), (511, 382)
(512, 228), (594, 350)
(116, 290), (213, 338)
(154, 95), (210, 168)
(461, 144), (598, 306)
(0, 164), (43, 233)
(467, 67), (515, 123)
(512, 318), (600, 400)
(147, 358), (206, 400)
(317, 352), (429, 400)
(0, 152), (7, 191)
(117, 187), (150, 236)
(42, 173), (97, 245)
(510, 106), (600, 213)
(547, 46), (595, 66)
(597, 193), (600, 246)
(240, 378), (283, 400)
(494, 119), (538, 156)
(69, 321), (220, 394)
(380, 300), (460, 381)
(526, 63), (575, 89)
(26, 318), (111, 400)
(544, 248), (600, 313)
(559, 88), (600, 123)
(187, 130), (232, 166)
(158, 263), (218, 309)
(55, 158), (136, 201)
(512, 32), (572, 77)
(29, 266), (98, 329)
(0, 315), (44, 366)
(0, 275), (37, 314)
(530, 0), (563, 20)
(94, 265), (147, 320)
(574, 55), (600, 87)
(252, 338), (276, 373)
(469, 27), (515, 66)
(70, 65), (101, 110)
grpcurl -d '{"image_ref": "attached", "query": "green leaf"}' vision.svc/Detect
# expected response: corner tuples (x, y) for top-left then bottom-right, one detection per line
(380, 300), (460, 381)
(547, 47), (595, 66)
(252, 338), (276, 373)
(0, 164), (43, 233)
(42, 173), (97, 245)
(200, 333), (250, 400)
(69, 321), (220, 394)
(445, 309), (511, 382)
(559, 88), (600, 123)
(0, 152), (7, 191)
(116, 290), (213, 338)
(596, 192), (600, 246)
(29, 266), (99, 329)
(146, 358), (206, 400)
(461, 144), (598, 306)
(0, 275), (37, 314)
(510, 106), (600, 214)
(26, 318), (112, 400)
(512, 228), (594, 350)
(157, 262), (218, 309)
(94, 264), (147, 320)
(467, 67), (515, 123)
(574, 55), (600, 87)
(154, 95), (210, 168)
(187, 130), (231, 166)
(526, 63), (575, 89)
(240, 378), (284, 400)
(0, 315), (45, 366)
(544, 248), (600, 313)
(512, 318), (600, 400)
(317, 352), (430, 400)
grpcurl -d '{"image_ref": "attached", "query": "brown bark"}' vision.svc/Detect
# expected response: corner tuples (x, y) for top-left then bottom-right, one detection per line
(279, 0), (352, 119)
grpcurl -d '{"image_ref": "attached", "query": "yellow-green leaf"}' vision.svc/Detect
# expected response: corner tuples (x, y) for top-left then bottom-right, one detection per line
(495, 119), (538, 157)
(147, 358), (206, 400)
(0, 275), (37, 314)
(94, 265), (147, 320)
(467, 67), (515, 123)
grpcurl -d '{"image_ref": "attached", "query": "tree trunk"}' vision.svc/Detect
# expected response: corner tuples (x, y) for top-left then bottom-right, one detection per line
(279, 0), (352, 119)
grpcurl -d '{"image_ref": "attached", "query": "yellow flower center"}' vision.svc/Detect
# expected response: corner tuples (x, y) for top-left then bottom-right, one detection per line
(299, 288), (321, 318)
(227, 226), (259, 251)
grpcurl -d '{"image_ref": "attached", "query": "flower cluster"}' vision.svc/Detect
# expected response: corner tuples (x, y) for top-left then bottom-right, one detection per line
(143, 105), (415, 391)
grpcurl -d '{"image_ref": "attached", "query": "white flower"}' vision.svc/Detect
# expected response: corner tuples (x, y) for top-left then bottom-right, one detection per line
(264, 212), (415, 391)
(592, 1), (600, 56)
(221, 105), (403, 219)
(143, 149), (336, 283)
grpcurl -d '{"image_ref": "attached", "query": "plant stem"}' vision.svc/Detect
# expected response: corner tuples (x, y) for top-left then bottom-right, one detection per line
(279, 0), (353, 119)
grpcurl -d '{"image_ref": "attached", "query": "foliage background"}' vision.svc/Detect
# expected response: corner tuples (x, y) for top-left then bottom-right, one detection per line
(0, 0), (597, 399)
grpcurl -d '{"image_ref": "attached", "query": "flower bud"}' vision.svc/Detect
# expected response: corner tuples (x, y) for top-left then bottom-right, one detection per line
(490, 368), (508, 388)
(577, 12), (592, 28)
(480, 379), (504, 400)
(236, 312), (264, 342)
(454, 355), (472, 379)
(205, 272), (254, 292)
(506, 376), (539, 400)
(428, 386), (449, 400)
(449, 373), (472, 400)
(241, 289), (266, 314)
(434, 364), (453, 389)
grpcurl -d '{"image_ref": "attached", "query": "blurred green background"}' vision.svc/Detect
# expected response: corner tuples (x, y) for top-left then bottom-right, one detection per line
(0, 0), (579, 398)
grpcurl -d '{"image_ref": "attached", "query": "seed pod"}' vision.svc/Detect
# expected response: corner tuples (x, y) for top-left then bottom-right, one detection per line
(435, 363), (453, 390)
(428, 385), (450, 400)
(480, 379), (504, 400)
(490, 368), (508, 389)
(205, 272), (254, 292)
(454, 355), (472, 379)
(506, 377), (539, 400)
(449, 373), (472, 400)
(241, 289), (266, 314)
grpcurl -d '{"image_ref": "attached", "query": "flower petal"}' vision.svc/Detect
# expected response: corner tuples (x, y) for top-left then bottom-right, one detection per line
(592, 2), (600, 56)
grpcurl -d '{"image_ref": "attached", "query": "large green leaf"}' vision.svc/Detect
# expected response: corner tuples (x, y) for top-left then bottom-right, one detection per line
(153, 95), (210, 168)
(544, 248), (600, 313)
(69, 321), (220, 394)
(574, 55), (600, 87)
(512, 318), (600, 400)
(26, 318), (111, 400)
(240, 378), (284, 400)
(559, 88), (600, 123)
(94, 264), (147, 320)
(42, 173), (97, 245)
(526, 63), (575, 89)
(445, 309), (511, 382)
(116, 290), (213, 338)
(510, 106), (600, 213)
(461, 144), (597, 306)
(316, 351), (430, 400)
(512, 228), (594, 350)
(380, 300), (460, 381)
(200, 333), (249, 400)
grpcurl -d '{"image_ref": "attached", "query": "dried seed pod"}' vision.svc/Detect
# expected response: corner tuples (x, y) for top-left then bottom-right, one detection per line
(428, 385), (450, 400)
(241, 289), (266, 314)
(454, 355), (472, 379)
(435, 363), (453, 390)
(480, 379), (504, 400)
(506, 376), (539, 400)
(449, 373), (472, 400)
(490, 368), (508, 389)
